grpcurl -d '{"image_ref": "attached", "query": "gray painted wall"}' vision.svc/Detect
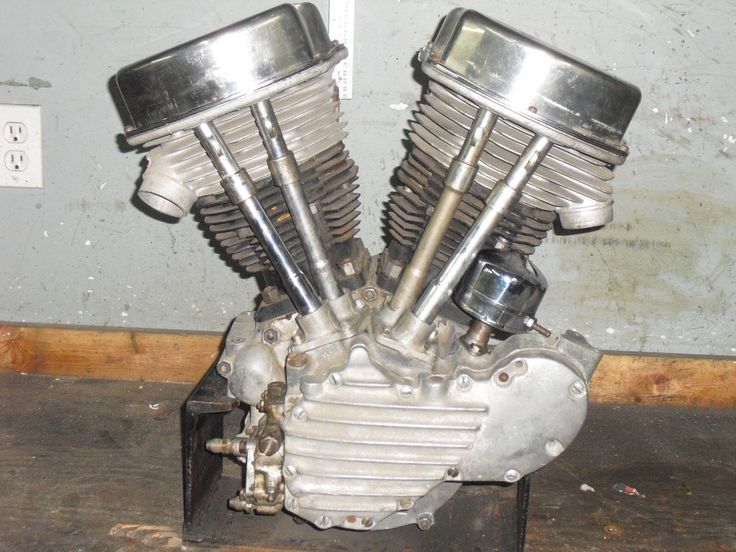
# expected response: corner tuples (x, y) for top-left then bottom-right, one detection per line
(0, 0), (733, 355)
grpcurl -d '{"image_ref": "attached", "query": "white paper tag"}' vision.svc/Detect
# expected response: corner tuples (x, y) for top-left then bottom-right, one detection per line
(328, 0), (355, 100)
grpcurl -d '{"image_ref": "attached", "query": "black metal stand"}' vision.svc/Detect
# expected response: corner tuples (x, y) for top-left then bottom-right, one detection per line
(182, 367), (531, 551)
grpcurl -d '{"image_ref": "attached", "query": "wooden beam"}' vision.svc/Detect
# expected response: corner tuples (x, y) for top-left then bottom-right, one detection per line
(1, 324), (734, 407)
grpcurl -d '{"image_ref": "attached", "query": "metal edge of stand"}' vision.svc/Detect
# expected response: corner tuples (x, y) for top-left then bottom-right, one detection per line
(182, 364), (239, 538)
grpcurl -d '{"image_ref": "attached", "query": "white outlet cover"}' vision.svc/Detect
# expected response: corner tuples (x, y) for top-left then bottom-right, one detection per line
(0, 104), (42, 188)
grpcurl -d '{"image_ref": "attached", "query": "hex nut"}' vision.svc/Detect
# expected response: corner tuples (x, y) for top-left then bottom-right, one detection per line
(362, 287), (378, 302)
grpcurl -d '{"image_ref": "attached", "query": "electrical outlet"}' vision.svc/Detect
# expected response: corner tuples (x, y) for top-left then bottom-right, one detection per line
(4, 122), (27, 144)
(0, 104), (42, 188)
(5, 150), (28, 171)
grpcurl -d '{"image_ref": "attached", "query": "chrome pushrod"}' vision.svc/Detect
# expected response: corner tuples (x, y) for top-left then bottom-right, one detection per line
(194, 121), (321, 315)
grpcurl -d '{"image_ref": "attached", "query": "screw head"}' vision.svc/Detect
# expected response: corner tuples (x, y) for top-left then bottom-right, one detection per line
(288, 352), (308, 368)
(446, 466), (459, 478)
(417, 513), (434, 531)
(497, 372), (509, 383)
(504, 469), (521, 483)
(258, 434), (281, 456)
(361, 516), (374, 528)
(293, 407), (306, 421)
(457, 374), (472, 390)
(399, 497), (414, 510)
(569, 380), (587, 397)
(284, 465), (296, 477)
(316, 515), (332, 528)
(545, 439), (565, 457)
(217, 362), (233, 377)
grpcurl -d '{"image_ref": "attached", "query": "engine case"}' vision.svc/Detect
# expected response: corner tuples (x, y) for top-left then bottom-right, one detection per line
(219, 285), (600, 530)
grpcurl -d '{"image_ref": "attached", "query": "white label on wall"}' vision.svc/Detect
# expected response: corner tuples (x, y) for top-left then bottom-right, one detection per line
(329, 0), (355, 100)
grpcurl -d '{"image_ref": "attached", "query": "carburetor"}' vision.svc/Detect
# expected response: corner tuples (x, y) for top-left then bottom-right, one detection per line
(114, 3), (640, 534)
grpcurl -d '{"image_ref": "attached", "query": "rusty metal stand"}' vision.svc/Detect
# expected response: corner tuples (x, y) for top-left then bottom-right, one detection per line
(182, 366), (531, 551)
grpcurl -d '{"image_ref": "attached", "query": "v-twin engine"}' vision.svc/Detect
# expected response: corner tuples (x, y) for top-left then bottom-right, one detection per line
(114, 3), (640, 533)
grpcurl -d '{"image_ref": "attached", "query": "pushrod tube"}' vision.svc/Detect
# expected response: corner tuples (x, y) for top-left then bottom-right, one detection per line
(388, 108), (497, 315)
(194, 121), (321, 315)
(412, 135), (553, 325)
(251, 100), (342, 302)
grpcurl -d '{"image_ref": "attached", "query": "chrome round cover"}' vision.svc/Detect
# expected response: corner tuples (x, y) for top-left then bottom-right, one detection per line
(421, 9), (641, 162)
(115, 3), (343, 142)
(454, 249), (547, 334)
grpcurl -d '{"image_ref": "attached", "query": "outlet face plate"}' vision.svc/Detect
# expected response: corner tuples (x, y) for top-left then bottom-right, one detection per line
(0, 104), (42, 188)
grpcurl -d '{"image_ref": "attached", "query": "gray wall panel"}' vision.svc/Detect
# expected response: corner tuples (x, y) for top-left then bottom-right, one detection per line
(0, 0), (733, 355)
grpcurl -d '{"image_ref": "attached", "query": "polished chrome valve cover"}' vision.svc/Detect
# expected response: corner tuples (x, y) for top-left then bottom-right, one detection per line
(114, 3), (640, 534)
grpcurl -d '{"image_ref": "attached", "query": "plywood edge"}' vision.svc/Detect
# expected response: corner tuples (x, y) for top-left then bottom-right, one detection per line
(1, 324), (734, 407)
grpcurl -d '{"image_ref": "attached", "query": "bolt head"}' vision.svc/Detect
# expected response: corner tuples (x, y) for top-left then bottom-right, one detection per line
(217, 362), (233, 377)
(417, 513), (434, 531)
(263, 328), (279, 344)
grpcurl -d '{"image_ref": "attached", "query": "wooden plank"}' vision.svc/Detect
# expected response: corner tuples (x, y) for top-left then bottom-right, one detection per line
(0, 324), (222, 383)
(1, 373), (734, 551)
(1, 324), (734, 407)
(591, 353), (736, 408)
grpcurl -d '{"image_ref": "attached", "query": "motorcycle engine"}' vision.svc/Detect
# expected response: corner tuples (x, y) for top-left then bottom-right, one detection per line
(114, 3), (640, 531)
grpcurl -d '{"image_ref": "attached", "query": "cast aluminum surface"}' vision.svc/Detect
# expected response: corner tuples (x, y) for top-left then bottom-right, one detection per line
(136, 72), (348, 217)
(218, 296), (600, 531)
